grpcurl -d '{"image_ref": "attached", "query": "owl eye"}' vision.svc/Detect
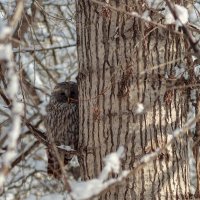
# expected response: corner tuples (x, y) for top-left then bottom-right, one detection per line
(70, 91), (76, 98)
(60, 92), (66, 96)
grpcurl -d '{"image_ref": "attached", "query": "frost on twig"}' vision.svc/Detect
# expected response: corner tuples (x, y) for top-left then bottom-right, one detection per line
(70, 114), (198, 200)
(0, 25), (23, 188)
(70, 146), (126, 200)
(135, 103), (144, 114)
(165, 0), (200, 56)
(99, 146), (125, 181)
(164, 4), (189, 26)
(57, 145), (75, 152)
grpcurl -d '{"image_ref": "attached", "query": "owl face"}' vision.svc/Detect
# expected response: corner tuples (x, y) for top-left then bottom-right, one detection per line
(51, 82), (78, 104)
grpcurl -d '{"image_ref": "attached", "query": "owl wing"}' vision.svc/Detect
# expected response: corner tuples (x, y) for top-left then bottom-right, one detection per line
(45, 103), (79, 178)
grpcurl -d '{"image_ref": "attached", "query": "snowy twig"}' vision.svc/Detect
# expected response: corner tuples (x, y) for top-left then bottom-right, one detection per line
(13, 43), (76, 53)
(9, 0), (24, 29)
(165, 0), (200, 57)
(90, 0), (200, 58)
(0, 0), (25, 188)
(0, 31), (23, 187)
(11, 141), (40, 169)
(90, 0), (182, 36)
(25, 121), (48, 146)
(70, 114), (200, 200)
(70, 146), (126, 200)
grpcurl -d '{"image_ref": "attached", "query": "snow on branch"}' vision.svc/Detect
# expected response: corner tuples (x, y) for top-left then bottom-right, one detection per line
(70, 146), (126, 200)
(147, 0), (189, 26)
(99, 146), (125, 181)
(164, 4), (188, 26)
(90, 0), (182, 36)
(90, 0), (200, 57)
(13, 43), (76, 53)
(70, 114), (199, 200)
(0, 24), (23, 187)
(165, 0), (200, 57)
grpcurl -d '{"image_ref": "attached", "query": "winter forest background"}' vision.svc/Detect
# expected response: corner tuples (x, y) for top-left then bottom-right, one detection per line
(0, 0), (200, 199)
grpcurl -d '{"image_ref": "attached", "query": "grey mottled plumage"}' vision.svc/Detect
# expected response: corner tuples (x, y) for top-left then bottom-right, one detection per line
(45, 81), (79, 178)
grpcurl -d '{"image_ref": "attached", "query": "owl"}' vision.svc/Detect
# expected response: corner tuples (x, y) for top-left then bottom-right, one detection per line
(45, 81), (79, 178)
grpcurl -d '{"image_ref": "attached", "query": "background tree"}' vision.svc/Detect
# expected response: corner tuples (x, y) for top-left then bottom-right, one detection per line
(0, 0), (78, 199)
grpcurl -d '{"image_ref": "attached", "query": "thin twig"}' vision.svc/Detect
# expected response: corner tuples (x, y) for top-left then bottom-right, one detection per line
(76, 114), (200, 200)
(165, 0), (200, 57)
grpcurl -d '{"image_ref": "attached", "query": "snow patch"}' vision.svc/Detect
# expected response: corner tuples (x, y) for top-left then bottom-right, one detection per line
(164, 4), (189, 26)
(146, 0), (164, 9)
(136, 103), (144, 114)
(69, 156), (79, 168)
(99, 146), (125, 181)
(0, 26), (11, 40)
(57, 145), (74, 151)
(142, 11), (151, 21)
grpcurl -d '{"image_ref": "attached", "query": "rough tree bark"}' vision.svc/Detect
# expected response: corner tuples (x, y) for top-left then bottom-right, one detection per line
(76, 0), (189, 199)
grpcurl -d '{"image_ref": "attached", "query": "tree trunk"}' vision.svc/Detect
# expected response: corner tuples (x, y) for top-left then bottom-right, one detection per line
(76, 1), (189, 199)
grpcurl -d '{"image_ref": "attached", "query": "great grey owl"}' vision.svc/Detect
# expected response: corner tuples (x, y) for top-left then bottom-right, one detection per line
(45, 81), (79, 178)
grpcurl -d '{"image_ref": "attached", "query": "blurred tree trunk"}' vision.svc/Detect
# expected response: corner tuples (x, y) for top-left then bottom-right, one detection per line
(76, 0), (189, 199)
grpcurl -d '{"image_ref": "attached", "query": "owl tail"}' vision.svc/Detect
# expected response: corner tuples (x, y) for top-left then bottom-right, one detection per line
(47, 150), (74, 179)
(47, 150), (80, 179)
(47, 150), (64, 178)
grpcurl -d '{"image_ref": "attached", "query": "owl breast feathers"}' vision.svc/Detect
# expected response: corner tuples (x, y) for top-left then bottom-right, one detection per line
(45, 81), (79, 178)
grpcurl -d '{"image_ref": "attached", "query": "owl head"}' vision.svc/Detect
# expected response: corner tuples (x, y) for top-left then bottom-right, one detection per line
(51, 81), (78, 104)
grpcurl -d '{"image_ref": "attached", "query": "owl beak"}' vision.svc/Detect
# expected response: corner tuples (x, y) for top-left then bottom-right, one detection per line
(68, 98), (78, 104)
